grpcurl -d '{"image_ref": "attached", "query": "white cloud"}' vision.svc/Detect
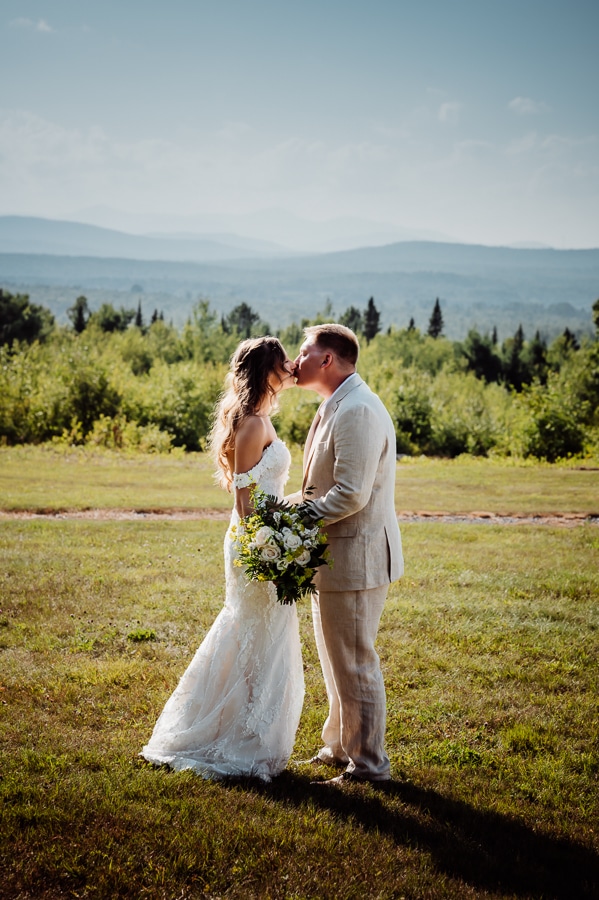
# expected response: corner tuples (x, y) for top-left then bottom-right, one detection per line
(438, 102), (462, 125)
(452, 139), (495, 161)
(540, 133), (596, 153)
(508, 97), (549, 116)
(0, 110), (412, 219)
(506, 132), (538, 155)
(10, 17), (55, 33)
(9, 18), (95, 37)
(213, 121), (252, 142)
(1, 108), (597, 247)
(505, 130), (599, 163)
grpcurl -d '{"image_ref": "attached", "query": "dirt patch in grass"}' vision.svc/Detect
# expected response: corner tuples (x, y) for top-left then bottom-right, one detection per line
(398, 510), (599, 527)
(1, 507), (597, 526)
(0, 506), (231, 520)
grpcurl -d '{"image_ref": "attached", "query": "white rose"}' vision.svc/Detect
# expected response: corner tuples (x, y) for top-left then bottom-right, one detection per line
(260, 543), (281, 561)
(296, 549), (312, 566)
(283, 531), (303, 550)
(254, 526), (274, 547)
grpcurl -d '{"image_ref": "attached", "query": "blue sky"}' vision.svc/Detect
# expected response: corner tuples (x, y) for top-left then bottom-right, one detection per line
(2, 0), (598, 247)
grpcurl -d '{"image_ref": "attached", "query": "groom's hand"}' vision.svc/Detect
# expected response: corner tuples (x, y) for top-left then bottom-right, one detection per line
(296, 499), (320, 523)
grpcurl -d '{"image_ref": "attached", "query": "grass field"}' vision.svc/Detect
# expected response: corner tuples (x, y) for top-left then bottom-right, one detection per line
(1, 452), (599, 898)
(1, 445), (599, 515)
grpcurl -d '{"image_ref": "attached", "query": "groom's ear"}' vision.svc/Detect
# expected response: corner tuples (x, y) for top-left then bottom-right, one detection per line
(321, 353), (332, 368)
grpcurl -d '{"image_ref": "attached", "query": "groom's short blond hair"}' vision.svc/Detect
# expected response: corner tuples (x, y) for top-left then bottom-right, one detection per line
(304, 323), (359, 366)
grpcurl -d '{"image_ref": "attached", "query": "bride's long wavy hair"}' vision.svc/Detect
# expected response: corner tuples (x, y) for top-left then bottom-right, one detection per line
(208, 336), (288, 490)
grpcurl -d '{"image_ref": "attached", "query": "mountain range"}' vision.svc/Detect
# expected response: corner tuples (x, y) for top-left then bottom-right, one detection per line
(0, 216), (291, 262)
(69, 206), (453, 253)
(1, 216), (597, 341)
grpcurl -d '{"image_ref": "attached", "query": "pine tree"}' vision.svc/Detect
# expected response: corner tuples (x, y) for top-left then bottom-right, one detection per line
(562, 327), (579, 351)
(225, 302), (263, 338)
(462, 329), (502, 383)
(339, 305), (363, 335)
(363, 297), (380, 344)
(503, 324), (526, 390)
(524, 329), (548, 384)
(427, 298), (444, 338)
(407, 317), (415, 332)
(135, 299), (144, 329)
(67, 295), (90, 334)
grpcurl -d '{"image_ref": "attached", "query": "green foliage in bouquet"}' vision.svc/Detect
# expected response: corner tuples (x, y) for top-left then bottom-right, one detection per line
(232, 487), (330, 605)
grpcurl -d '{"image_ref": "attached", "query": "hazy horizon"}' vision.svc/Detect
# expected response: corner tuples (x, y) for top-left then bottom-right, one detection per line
(2, 1), (598, 250)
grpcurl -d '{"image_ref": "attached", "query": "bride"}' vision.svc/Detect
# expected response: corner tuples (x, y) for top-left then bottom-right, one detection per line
(141, 336), (304, 781)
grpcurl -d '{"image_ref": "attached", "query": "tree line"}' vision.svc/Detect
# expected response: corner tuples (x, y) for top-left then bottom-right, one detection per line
(1, 288), (598, 461)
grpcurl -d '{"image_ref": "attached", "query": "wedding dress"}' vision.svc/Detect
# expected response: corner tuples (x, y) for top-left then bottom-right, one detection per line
(141, 440), (304, 781)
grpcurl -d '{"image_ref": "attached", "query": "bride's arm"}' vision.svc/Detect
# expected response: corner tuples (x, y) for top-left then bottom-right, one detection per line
(233, 417), (268, 518)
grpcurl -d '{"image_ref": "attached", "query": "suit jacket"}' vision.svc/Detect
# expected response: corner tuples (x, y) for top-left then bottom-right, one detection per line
(303, 375), (403, 592)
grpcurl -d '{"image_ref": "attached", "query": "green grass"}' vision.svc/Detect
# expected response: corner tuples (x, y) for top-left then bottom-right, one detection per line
(396, 456), (599, 516)
(1, 445), (599, 514)
(0, 445), (230, 511)
(1, 515), (598, 898)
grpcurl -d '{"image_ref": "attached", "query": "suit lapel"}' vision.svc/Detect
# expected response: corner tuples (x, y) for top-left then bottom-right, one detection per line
(302, 403), (323, 472)
(302, 375), (365, 491)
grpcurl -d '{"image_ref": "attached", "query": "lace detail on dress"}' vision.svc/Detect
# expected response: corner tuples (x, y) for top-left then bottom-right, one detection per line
(232, 440), (290, 494)
(141, 438), (303, 782)
(233, 471), (254, 489)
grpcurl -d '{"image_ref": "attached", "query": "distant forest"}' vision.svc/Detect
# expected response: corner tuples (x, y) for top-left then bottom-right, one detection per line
(1, 288), (598, 462)
(1, 236), (598, 342)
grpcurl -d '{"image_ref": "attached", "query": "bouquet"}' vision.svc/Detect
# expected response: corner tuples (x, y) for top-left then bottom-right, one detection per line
(231, 486), (330, 605)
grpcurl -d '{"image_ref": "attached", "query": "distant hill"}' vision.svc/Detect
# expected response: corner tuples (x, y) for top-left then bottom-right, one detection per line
(72, 205), (452, 252)
(0, 216), (290, 262)
(0, 222), (597, 341)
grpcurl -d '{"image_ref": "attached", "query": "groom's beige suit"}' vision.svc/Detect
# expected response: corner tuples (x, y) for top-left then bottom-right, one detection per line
(302, 373), (403, 780)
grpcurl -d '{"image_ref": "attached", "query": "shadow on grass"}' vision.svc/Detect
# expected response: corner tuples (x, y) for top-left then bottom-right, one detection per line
(234, 770), (598, 900)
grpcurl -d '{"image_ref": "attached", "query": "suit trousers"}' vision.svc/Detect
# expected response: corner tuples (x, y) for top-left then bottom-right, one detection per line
(311, 584), (391, 780)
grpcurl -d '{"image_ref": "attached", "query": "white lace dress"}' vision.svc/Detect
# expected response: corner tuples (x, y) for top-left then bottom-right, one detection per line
(141, 440), (304, 781)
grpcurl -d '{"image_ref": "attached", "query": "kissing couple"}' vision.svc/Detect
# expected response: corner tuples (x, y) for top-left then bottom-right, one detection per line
(141, 324), (403, 785)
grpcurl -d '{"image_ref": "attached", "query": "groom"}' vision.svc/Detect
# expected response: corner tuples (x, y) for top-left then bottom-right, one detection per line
(292, 323), (403, 784)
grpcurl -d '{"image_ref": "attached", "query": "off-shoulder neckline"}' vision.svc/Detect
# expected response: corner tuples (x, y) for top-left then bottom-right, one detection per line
(262, 438), (284, 453)
(233, 438), (286, 482)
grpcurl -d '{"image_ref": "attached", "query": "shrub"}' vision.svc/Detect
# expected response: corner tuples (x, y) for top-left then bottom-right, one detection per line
(275, 389), (320, 447)
(429, 372), (508, 457)
(0, 290), (55, 346)
(392, 381), (434, 455)
(125, 360), (224, 451)
(522, 400), (586, 462)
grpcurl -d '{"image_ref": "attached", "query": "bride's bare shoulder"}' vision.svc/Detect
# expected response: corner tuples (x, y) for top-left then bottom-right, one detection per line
(233, 415), (270, 475)
(234, 414), (269, 443)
